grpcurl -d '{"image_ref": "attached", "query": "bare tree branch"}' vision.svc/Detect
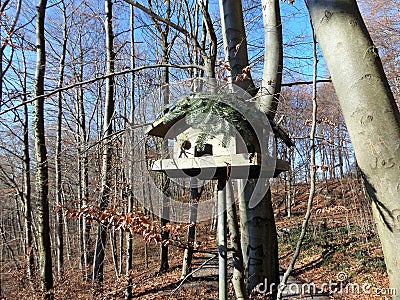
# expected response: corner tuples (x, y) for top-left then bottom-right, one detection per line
(122, 0), (206, 58)
(0, 63), (206, 116)
(281, 79), (331, 87)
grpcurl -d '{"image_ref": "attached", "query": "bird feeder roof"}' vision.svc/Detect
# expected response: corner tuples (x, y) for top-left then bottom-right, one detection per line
(145, 92), (294, 147)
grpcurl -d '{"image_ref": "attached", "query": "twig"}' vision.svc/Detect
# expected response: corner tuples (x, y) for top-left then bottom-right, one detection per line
(0, 63), (205, 116)
(281, 79), (331, 87)
(277, 7), (319, 299)
(122, 0), (206, 58)
(168, 254), (217, 299)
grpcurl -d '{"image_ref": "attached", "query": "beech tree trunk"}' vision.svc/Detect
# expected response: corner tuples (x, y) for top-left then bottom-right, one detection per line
(307, 0), (400, 296)
(93, 0), (115, 283)
(257, 0), (283, 119)
(33, 0), (53, 296)
(219, 0), (282, 295)
(125, 5), (135, 299)
(159, 33), (170, 274)
(55, 0), (68, 279)
(217, 179), (227, 300)
(145, 0), (173, 273)
(181, 179), (198, 279)
(75, 27), (91, 280)
(218, 0), (255, 94)
(21, 42), (35, 278)
(226, 181), (246, 299)
(239, 182), (279, 295)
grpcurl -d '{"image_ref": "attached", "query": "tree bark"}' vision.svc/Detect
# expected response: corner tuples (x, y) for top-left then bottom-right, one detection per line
(181, 179), (198, 279)
(307, 0), (400, 295)
(257, 0), (283, 119)
(75, 26), (91, 280)
(125, 5), (135, 299)
(33, 0), (53, 296)
(55, 0), (68, 280)
(239, 182), (279, 295)
(219, 0), (282, 294)
(217, 179), (227, 300)
(147, 0), (172, 273)
(218, 0), (255, 94)
(93, 0), (115, 283)
(158, 92), (170, 269)
(226, 181), (246, 299)
(20, 40), (35, 279)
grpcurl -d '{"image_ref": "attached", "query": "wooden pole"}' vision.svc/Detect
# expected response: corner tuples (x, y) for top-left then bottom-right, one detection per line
(217, 179), (227, 300)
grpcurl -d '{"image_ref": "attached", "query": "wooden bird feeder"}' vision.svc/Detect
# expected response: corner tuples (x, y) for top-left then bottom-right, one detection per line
(145, 93), (291, 180)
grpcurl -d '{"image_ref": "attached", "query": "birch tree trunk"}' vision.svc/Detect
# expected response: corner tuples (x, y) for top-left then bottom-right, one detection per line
(93, 0), (115, 283)
(33, 0), (53, 295)
(307, 0), (400, 295)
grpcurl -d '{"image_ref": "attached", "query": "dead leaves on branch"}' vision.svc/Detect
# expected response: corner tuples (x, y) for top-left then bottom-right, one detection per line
(63, 205), (194, 246)
(315, 205), (348, 215)
(305, 116), (337, 127)
(282, 0), (295, 4)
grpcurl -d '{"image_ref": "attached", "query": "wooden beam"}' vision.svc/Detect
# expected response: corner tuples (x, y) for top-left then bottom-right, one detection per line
(150, 154), (289, 179)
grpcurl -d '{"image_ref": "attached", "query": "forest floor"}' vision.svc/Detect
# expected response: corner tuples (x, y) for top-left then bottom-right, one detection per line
(273, 177), (389, 300)
(1, 177), (390, 299)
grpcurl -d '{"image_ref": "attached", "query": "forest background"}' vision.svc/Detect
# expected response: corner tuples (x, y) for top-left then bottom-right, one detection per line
(0, 0), (399, 299)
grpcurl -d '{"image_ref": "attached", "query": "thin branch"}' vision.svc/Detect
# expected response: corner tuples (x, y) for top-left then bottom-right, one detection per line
(277, 12), (319, 299)
(0, 0), (21, 51)
(281, 79), (331, 87)
(84, 124), (149, 153)
(122, 0), (206, 58)
(0, 63), (205, 116)
(169, 254), (217, 298)
(0, 144), (24, 160)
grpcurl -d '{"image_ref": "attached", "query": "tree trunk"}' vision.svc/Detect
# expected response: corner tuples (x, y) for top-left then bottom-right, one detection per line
(239, 181), (279, 295)
(125, 5), (135, 299)
(226, 181), (246, 299)
(75, 27), (91, 280)
(257, 0), (283, 120)
(287, 147), (294, 218)
(219, 0), (282, 294)
(93, 0), (115, 283)
(110, 228), (119, 277)
(217, 179), (227, 300)
(55, 1), (68, 280)
(218, 0), (255, 94)
(337, 124), (344, 178)
(156, 0), (171, 273)
(33, 0), (53, 296)
(21, 41), (35, 279)
(307, 0), (400, 295)
(181, 179), (198, 279)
